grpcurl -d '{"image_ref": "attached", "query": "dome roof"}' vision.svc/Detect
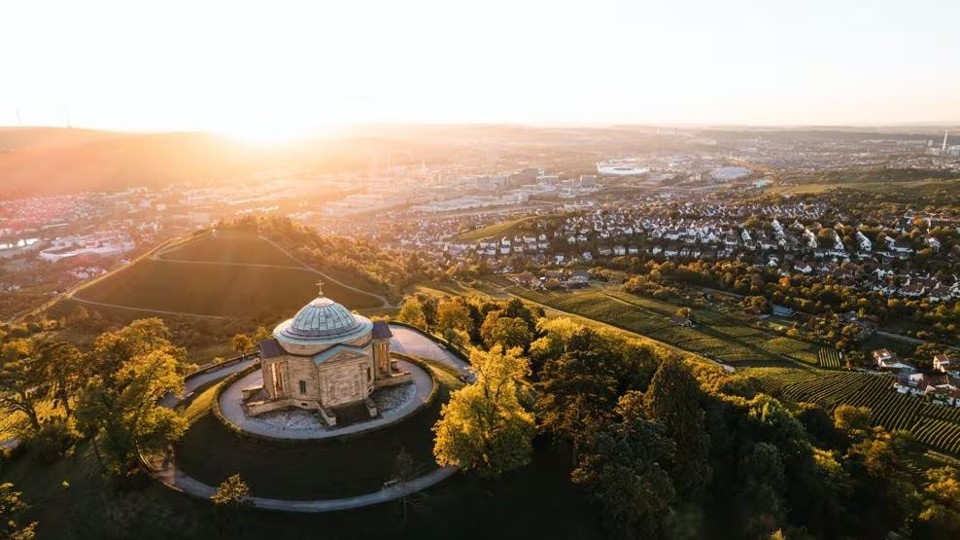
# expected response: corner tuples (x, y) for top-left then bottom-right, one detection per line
(287, 297), (360, 339)
(273, 296), (373, 355)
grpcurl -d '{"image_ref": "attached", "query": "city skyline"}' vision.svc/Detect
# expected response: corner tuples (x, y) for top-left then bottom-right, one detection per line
(3, 0), (959, 142)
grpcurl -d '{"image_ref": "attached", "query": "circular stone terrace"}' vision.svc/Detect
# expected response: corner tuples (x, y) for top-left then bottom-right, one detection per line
(150, 323), (471, 512)
(217, 358), (434, 440)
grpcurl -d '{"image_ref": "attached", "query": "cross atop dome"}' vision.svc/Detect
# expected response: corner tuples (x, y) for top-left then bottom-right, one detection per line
(316, 279), (325, 297)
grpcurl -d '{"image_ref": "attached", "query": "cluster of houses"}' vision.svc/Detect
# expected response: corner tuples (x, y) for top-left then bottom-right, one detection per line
(875, 349), (960, 407)
(508, 268), (590, 290)
(439, 202), (960, 304)
(459, 234), (551, 257)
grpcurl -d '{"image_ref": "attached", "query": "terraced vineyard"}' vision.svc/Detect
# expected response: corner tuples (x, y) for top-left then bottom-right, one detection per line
(757, 369), (960, 456)
(818, 347), (843, 369)
(913, 418), (960, 455)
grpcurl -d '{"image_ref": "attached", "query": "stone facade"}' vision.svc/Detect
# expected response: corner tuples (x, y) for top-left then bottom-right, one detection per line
(249, 293), (412, 425)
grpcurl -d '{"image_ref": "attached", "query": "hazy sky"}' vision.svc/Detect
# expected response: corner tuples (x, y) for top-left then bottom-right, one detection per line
(3, 0), (958, 140)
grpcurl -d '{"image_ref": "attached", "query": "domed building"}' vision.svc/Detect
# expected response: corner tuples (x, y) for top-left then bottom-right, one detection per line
(249, 285), (412, 426)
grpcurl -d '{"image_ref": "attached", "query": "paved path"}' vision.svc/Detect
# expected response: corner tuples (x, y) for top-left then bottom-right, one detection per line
(388, 326), (471, 373)
(152, 457), (458, 512)
(160, 358), (260, 408)
(148, 322), (463, 512)
(0, 438), (20, 451)
(185, 359), (259, 394)
(217, 360), (433, 440)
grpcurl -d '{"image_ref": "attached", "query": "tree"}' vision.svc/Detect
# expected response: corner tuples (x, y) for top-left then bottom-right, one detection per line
(397, 298), (427, 329)
(0, 483), (36, 540)
(433, 346), (535, 477)
(537, 331), (623, 461)
(0, 339), (48, 433)
(487, 316), (532, 350)
(436, 298), (472, 334)
(211, 473), (252, 508)
(211, 474), (252, 539)
(915, 467), (960, 539)
(644, 356), (712, 496)
(231, 333), (254, 355)
(572, 413), (676, 540)
(76, 320), (189, 477)
(479, 310), (502, 345)
(36, 341), (86, 418)
(736, 443), (788, 539)
(89, 318), (188, 377)
(834, 405), (872, 438)
(252, 326), (272, 342)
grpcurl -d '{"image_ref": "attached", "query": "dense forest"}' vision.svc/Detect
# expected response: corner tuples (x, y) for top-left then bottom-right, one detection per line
(400, 293), (960, 539)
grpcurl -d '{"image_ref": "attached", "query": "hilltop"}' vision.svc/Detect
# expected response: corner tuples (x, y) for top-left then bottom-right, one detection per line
(66, 230), (384, 320)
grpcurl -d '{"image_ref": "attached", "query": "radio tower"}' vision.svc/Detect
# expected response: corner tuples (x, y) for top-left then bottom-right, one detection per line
(943, 129), (949, 154)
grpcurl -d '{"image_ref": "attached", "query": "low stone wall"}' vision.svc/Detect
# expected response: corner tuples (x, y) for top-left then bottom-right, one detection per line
(210, 354), (441, 445)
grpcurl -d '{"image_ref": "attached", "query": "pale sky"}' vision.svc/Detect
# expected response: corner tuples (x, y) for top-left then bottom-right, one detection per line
(2, 0), (958, 141)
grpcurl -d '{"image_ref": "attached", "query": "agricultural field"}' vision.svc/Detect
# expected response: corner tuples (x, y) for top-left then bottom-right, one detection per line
(755, 369), (960, 456)
(71, 234), (383, 319)
(862, 333), (918, 358)
(505, 285), (824, 367)
(818, 347), (843, 369)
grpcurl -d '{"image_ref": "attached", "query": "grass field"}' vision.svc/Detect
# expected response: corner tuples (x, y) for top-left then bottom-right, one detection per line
(72, 233), (383, 319)
(156, 232), (300, 266)
(504, 284), (826, 367)
(753, 368), (960, 456)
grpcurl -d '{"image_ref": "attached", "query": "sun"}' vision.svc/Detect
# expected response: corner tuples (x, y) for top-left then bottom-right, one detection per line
(212, 118), (332, 147)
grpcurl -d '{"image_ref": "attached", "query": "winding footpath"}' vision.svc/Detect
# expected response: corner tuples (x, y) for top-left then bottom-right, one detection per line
(149, 323), (462, 512)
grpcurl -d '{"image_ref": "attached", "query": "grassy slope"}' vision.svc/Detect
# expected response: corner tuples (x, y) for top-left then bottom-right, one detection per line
(505, 284), (822, 366)
(454, 216), (536, 243)
(72, 233), (383, 317)
(2, 441), (603, 540)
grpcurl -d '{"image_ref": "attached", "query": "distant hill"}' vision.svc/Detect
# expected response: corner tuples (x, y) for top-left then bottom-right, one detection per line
(0, 129), (270, 197)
